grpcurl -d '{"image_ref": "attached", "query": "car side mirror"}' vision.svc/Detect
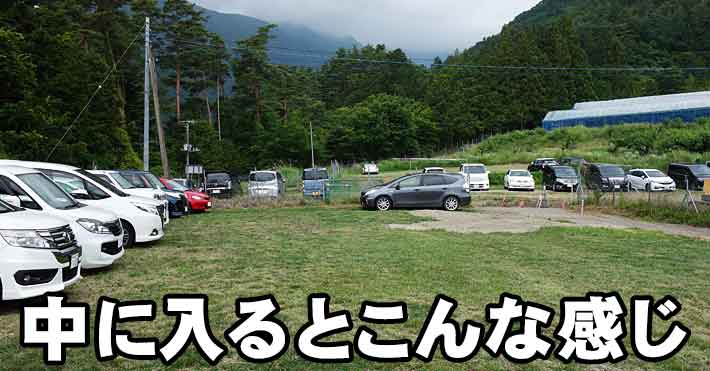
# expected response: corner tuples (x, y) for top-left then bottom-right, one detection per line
(70, 189), (91, 200)
(395, 185), (401, 191)
(0, 194), (21, 208)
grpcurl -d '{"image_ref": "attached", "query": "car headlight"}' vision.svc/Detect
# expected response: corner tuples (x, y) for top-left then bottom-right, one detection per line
(132, 202), (159, 215)
(0, 230), (53, 249)
(191, 195), (203, 201)
(77, 219), (112, 234)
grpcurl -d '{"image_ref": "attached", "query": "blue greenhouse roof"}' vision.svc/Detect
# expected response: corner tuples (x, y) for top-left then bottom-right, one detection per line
(542, 91), (710, 130)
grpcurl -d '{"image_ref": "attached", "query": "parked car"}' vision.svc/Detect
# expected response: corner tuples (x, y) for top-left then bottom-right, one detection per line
(120, 170), (187, 218)
(627, 169), (676, 192)
(423, 167), (445, 174)
(204, 171), (239, 199)
(459, 164), (490, 191)
(248, 171), (286, 199)
(668, 163), (710, 191)
(303, 168), (329, 198)
(542, 166), (580, 192)
(504, 169), (535, 191)
(160, 178), (211, 213)
(0, 166), (124, 269)
(528, 158), (559, 172)
(582, 163), (629, 192)
(362, 163), (380, 175)
(0, 200), (82, 300)
(90, 170), (169, 223)
(361, 173), (471, 211)
(0, 160), (165, 249)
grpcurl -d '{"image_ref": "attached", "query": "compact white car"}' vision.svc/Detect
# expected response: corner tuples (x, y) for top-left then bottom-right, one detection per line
(627, 169), (676, 192)
(460, 164), (490, 191)
(0, 161), (165, 248)
(504, 169), (536, 191)
(0, 166), (124, 269)
(0, 200), (82, 300)
(362, 163), (380, 175)
(423, 167), (445, 174)
(89, 170), (169, 224)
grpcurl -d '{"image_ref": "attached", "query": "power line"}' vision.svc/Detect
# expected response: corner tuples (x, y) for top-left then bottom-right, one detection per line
(162, 37), (710, 72)
(46, 28), (144, 161)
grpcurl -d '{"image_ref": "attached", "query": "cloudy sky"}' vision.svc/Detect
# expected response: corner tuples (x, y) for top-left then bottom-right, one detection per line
(193, 0), (541, 55)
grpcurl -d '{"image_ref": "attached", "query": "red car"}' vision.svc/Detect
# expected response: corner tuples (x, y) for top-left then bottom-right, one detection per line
(160, 178), (212, 213)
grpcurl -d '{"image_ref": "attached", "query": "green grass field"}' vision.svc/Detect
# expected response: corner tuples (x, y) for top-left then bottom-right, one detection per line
(2, 208), (707, 370)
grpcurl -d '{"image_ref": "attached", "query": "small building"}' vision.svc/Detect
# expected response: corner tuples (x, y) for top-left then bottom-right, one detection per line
(542, 91), (710, 131)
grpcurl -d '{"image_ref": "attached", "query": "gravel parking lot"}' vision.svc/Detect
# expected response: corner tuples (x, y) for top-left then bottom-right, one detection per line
(389, 207), (710, 240)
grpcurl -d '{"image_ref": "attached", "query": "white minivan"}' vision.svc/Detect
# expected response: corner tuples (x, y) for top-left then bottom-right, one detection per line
(460, 163), (491, 191)
(0, 166), (124, 269)
(0, 161), (165, 248)
(89, 170), (170, 224)
(0, 199), (82, 300)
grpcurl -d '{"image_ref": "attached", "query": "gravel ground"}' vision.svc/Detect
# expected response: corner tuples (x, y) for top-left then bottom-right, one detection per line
(389, 207), (710, 240)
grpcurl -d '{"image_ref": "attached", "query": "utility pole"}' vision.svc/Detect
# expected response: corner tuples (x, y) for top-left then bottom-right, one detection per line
(148, 48), (170, 177)
(216, 77), (222, 141)
(309, 121), (315, 169)
(143, 17), (150, 171)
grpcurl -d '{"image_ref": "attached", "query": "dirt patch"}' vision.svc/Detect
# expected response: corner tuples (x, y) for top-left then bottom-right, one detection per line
(388, 207), (710, 240)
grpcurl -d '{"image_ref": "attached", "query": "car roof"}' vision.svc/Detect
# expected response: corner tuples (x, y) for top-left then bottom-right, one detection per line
(461, 163), (485, 166)
(0, 165), (43, 176)
(250, 170), (277, 174)
(0, 160), (79, 172)
(508, 169), (530, 173)
(631, 169), (663, 172)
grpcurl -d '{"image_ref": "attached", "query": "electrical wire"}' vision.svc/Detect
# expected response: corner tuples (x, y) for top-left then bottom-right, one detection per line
(46, 27), (144, 161)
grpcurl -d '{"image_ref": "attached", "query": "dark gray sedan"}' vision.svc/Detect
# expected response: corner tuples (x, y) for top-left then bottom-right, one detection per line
(360, 173), (472, 211)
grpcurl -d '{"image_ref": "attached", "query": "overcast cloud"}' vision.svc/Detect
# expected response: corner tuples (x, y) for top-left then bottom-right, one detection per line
(193, 0), (541, 56)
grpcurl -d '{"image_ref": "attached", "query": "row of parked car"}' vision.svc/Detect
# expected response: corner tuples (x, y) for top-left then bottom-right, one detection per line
(0, 160), (213, 301)
(359, 160), (710, 212)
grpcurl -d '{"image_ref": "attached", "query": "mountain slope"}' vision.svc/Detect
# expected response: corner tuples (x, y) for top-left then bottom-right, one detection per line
(197, 5), (359, 67)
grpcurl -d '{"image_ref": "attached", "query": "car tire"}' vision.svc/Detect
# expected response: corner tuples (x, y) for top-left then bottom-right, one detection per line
(375, 196), (393, 211)
(121, 220), (136, 249)
(443, 196), (460, 212)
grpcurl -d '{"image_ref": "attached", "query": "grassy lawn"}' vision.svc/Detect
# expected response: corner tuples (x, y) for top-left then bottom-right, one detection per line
(1, 207), (708, 370)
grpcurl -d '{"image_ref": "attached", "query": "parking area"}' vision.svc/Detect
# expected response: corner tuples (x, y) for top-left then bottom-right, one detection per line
(389, 207), (710, 240)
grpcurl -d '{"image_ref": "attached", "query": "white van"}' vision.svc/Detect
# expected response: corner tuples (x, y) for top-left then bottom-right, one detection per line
(89, 170), (170, 224)
(248, 171), (285, 199)
(0, 161), (165, 248)
(0, 200), (82, 300)
(460, 163), (491, 191)
(0, 166), (124, 269)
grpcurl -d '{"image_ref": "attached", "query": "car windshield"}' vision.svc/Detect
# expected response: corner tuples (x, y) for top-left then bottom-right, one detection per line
(110, 173), (137, 189)
(250, 172), (276, 182)
(165, 180), (188, 192)
(207, 173), (231, 183)
(554, 167), (578, 177)
(645, 170), (666, 178)
(510, 171), (530, 177)
(463, 166), (486, 174)
(599, 166), (626, 178)
(120, 172), (152, 188)
(144, 173), (167, 190)
(78, 169), (128, 197)
(688, 165), (710, 177)
(17, 173), (79, 210)
(303, 170), (328, 181)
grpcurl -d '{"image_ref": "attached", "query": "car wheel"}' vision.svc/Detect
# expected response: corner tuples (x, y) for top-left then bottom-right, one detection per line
(121, 220), (136, 249)
(443, 196), (460, 211)
(375, 196), (393, 211)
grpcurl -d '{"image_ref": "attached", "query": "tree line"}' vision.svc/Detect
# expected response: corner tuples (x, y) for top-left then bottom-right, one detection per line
(2, 0), (709, 175)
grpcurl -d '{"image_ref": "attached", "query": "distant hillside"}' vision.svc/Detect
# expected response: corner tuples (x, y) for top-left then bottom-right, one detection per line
(194, 4), (360, 67)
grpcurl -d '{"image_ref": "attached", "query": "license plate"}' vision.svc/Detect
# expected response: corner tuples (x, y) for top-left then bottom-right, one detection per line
(312, 192), (321, 196)
(213, 190), (221, 194)
(207, 202), (212, 207)
(70, 254), (79, 269)
(615, 185), (621, 189)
